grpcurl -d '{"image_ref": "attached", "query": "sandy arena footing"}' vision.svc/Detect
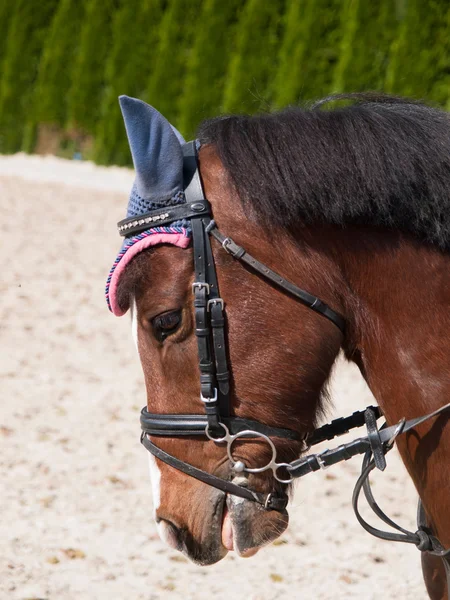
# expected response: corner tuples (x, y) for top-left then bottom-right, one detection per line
(0, 154), (427, 599)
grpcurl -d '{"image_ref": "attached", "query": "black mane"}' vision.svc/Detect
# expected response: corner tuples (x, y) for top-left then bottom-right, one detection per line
(198, 94), (450, 250)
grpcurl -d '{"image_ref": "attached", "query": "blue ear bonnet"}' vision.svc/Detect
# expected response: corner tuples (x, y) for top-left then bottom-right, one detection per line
(119, 95), (187, 217)
(106, 96), (197, 314)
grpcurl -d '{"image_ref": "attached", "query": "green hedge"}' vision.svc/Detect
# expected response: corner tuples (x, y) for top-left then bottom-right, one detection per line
(386, 0), (450, 102)
(178, 0), (244, 139)
(274, 0), (343, 107)
(144, 0), (202, 125)
(93, 0), (164, 165)
(333, 0), (398, 93)
(222, 0), (284, 113)
(0, 0), (60, 153)
(0, 0), (449, 164)
(33, 0), (86, 127)
(67, 0), (118, 136)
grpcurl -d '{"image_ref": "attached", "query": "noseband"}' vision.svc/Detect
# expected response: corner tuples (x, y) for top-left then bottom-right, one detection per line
(119, 141), (450, 583)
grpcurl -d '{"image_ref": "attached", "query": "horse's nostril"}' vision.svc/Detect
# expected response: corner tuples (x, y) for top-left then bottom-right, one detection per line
(162, 518), (178, 532)
(157, 518), (181, 550)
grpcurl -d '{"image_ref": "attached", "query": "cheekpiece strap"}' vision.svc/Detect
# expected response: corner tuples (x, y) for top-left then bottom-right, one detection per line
(183, 141), (205, 203)
(183, 141), (230, 433)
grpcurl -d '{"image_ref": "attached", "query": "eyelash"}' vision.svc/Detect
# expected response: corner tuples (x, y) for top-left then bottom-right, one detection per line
(151, 310), (182, 343)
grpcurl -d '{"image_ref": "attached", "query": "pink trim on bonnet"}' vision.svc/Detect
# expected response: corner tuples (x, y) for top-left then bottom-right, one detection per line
(108, 233), (190, 316)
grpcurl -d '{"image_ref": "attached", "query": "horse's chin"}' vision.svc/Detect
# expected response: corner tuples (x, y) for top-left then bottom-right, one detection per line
(157, 488), (289, 565)
(221, 493), (289, 558)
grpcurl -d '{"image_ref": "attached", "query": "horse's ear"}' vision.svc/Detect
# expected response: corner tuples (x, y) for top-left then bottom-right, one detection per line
(119, 95), (185, 203)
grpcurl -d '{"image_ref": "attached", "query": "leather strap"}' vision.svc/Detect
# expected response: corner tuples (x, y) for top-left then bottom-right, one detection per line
(417, 502), (450, 558)
(140, 408), (303, 440)
(192, 218), (214, 397)
(349, 408), (450, 600)
(365, 407), (386, 471)
(182, 141), (205, 203)
(209, 227), (346, 333)
(308, 405), (382, 445)
(288, 436), (372, 478)
(203, 223), (230, 416)
(417, 501), (450, 599)
(140, 406), (382, 444)
(183, 141), (232, 420)
(351, 461), (450, 600)
(288, 401), (450, 479)
(353, 454), (419, 544)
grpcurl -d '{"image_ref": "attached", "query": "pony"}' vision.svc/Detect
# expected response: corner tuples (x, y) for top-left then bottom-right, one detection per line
(106, 93), (450, 599)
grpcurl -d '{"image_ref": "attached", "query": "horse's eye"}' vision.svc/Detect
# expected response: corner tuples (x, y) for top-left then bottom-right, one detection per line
(151, 310), (182, 342)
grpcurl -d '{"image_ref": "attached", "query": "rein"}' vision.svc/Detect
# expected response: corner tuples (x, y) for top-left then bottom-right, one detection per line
(119, 141), (450, 589)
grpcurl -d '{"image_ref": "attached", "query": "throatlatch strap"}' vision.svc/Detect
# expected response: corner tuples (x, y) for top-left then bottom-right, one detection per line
(209, 227), (345, 333)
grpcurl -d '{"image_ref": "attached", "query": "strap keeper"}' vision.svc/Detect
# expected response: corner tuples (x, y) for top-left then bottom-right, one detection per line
(315, 450), (329, 470)
(195, 327), (209, 337)
(216, 371), (229, 382)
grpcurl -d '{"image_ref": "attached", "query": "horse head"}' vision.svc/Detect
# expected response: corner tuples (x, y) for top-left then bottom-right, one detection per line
(106, 96), (344, 564)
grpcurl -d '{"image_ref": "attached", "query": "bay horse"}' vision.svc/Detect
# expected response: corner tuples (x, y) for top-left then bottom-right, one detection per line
(106, 94), (450, 599)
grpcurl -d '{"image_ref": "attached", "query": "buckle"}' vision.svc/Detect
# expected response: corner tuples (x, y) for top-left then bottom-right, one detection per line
(192, 282), (210, 293)
(222, 237), (233, 253)
(316, 449), (329, 470)
(200, 388), (218, 404)
(207, 298), (224, 311)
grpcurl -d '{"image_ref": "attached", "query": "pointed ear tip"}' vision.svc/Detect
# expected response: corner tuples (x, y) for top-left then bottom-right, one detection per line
(118, 94), (136, 106)
(118, 95), (159, 114)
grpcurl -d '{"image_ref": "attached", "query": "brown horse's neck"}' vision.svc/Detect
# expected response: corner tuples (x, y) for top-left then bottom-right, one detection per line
(318, 225), (450, 546)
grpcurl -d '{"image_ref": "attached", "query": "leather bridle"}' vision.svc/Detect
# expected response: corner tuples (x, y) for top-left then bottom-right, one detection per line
(118, 141), (450, 589)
